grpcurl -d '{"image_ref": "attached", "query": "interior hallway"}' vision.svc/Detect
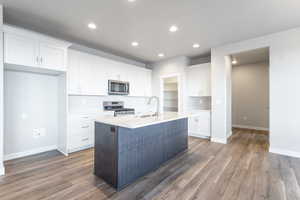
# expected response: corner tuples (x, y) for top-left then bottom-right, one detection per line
(0, 129), (299, 200)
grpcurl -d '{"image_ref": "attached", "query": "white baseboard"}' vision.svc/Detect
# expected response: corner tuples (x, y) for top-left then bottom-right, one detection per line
(68, 144), (94, 154)
(4, 145), (57, 161)
(269, 147), (300, 158)
(211, 137), (227, 144)
(57, 147), (68, 157)
(232, 124), (269, 131)
(227, 131), (232, 138)
(188, 133), (210, 139)
(0, 164), (5, 176)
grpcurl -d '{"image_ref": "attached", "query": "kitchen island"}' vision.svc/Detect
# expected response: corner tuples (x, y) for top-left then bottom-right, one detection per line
(94, 112), (188, 190)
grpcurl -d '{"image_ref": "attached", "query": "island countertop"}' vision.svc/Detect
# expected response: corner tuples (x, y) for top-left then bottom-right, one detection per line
(95, 112), (194, 129)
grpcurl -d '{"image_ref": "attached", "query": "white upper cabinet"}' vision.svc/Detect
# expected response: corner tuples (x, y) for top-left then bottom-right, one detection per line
(187, 63), (211, 96)
(39, 42), (66, 70)
(68, 49), (152, 97)
(4, 25), (71, 72)
(4, 32), (38, 67)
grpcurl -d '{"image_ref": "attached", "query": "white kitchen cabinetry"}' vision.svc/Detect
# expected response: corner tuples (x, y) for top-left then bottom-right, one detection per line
(187, 63), (211, 97)
(188, 111), (211, 138)
(4, 25), (71, 72)
(68, 49), (152, 97)
(68, 114), (96, 152)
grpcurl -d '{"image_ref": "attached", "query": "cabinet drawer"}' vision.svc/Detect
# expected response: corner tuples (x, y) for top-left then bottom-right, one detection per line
(69, 134), (92, 150)
(69, 121), (93, 135)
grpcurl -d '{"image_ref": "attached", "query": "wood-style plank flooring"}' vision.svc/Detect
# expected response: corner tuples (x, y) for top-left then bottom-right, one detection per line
(1, 128), (300, 200)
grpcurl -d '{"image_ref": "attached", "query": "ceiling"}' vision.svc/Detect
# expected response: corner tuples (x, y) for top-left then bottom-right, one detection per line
(232, 48), (269, 66)
(0, 0), (299, 64)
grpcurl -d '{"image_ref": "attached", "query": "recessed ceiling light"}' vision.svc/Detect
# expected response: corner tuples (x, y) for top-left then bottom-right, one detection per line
(158, 53), (165, 58)
(88, 23), (97, 30)
(193, 43), (200, 48)
(128, 0), (136, 2)
(169, 25), (178, 32)
(131, 41), (139, 47)
(232, 59), (238, 65)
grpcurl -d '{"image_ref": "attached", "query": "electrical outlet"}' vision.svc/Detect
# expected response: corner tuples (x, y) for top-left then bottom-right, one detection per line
(33, 129), (41, 138)
(243, 116), (248, 121)
(33, 128), (46, 138)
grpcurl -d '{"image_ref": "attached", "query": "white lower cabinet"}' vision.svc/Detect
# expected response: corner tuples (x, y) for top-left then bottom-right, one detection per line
(68, 114), (96, 153)
(188, 112), (211, 138)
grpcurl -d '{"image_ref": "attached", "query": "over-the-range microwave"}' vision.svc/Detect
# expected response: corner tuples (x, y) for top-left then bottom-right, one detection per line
(108, 80), (130, 95)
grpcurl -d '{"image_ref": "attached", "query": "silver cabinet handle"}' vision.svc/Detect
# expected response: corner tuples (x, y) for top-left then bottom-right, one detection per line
(81, 125), (89, 129)
(36, 57), (39, 64)
(82, 138), (89, 141)
(40, 57), (43, 64)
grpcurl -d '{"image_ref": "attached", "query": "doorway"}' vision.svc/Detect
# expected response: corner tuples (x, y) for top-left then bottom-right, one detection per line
(230, 48), (270, 139)
(161, 75), (180, 112)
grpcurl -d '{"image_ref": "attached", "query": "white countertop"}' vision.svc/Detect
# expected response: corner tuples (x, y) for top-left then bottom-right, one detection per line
(95, 112), (192, 129)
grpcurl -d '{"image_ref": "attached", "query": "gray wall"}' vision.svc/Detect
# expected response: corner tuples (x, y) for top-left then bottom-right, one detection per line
(211, 27), (300, 157)
(232, 62), (269, 129)
(4, 70), (59, 158)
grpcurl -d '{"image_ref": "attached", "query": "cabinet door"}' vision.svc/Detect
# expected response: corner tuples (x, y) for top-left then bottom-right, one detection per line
(39, 42), (66, 71)
(4, 33), (38, 67)
(78, 53), (94, 95)
(68, 50), (81, 94)
(187, 63), (211, 96)
(188, 114), (211, 137)
(188, 117), (198, 134)
(144, 70), (152, 97)
(90, 55), (107, 95)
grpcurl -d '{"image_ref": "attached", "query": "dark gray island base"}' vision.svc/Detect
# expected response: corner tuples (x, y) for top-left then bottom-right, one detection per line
(94, 118), (188, 190)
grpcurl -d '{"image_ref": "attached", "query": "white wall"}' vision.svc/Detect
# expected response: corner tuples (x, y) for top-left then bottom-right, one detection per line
(4, 70), (59, 160)
(0, 5), (4, 175)
(151, 56), (190, 113)
(232, 62), (269, 129)
(211, 27), (300, 158)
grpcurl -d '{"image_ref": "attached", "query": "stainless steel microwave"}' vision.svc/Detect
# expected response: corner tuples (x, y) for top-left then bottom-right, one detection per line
(108, 80), (130, 95)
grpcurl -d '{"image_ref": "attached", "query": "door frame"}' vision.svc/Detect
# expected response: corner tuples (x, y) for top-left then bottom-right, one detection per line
(160, 74), (181, 113)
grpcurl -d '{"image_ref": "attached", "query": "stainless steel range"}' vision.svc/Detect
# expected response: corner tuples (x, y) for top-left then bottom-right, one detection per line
(103, 101), (135, 117)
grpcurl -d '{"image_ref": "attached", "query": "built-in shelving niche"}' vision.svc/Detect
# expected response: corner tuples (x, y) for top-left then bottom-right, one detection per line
(163, 79), (179, 112)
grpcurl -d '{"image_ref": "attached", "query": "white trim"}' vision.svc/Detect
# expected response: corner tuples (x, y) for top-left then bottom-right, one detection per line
(4, 145), (57, 161)
(57, 148), (68, 156)
(0, 164), (5, 176)
(211, 137), (227, 144)
(232, 124), (269, 131)
(188, 133), (210, 139)
(269, 147), (300, 158)
(160, 73), (181, 113)
(227, 131), (232, 138)
(68, 144), (93, 154)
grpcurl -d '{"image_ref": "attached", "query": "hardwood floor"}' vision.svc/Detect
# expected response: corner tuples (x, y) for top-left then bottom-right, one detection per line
(1, 128), (300, 200)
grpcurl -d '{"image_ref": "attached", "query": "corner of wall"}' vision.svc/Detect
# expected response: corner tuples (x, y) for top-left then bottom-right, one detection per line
(211, 137), (227, 144)
(0, 163), (4, 176)
(269, 147), (300, 158)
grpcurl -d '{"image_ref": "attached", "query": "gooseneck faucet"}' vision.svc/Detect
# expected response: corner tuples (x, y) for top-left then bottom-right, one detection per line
(147, 96), (160, 117)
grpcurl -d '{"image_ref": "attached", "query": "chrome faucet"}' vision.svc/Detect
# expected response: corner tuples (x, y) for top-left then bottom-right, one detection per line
(147, 96), (160, 117)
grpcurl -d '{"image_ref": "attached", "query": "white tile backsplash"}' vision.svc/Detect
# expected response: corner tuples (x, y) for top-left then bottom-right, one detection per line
(68, 95), (156, 115)
(186, 96), (211, 111)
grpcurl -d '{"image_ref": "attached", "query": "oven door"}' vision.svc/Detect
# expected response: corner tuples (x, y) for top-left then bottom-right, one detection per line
(108, 80), (129, 95)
